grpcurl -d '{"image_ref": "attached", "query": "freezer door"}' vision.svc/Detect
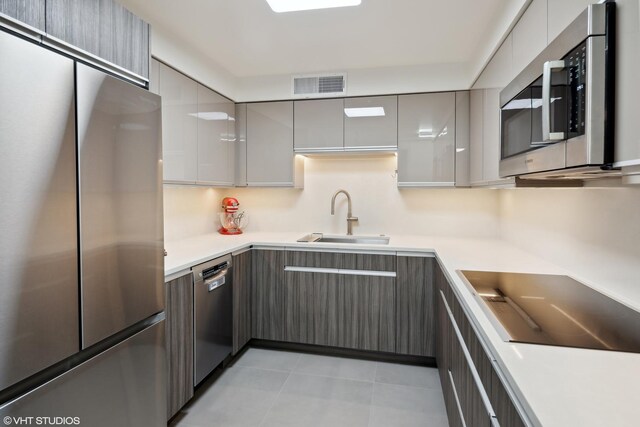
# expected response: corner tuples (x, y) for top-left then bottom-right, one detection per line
(0, 30), (79, 391)
(76, 64), (164, 348)
(0, 319), (167, 426)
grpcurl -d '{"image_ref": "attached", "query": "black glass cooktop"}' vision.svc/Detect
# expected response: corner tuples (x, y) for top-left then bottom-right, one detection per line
(458, 270), (640, 353)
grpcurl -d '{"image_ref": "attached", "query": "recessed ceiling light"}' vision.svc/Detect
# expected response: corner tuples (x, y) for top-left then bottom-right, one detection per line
(266, 0), (361, 13)
(344, 107), (385, 118)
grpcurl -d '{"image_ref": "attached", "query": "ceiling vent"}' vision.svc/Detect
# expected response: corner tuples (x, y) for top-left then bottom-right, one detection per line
(292, 73), (346, 97)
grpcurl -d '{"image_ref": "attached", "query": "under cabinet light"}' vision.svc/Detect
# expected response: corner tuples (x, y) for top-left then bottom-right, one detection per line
(266, 0), (361, 13)
(344, 107), (385, 118)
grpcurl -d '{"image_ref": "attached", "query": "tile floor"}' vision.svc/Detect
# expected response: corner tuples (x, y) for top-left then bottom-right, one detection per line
(170, 347), (449, 427)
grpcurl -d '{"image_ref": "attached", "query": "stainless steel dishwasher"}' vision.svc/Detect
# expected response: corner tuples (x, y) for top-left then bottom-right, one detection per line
(193, 254), (233, 386)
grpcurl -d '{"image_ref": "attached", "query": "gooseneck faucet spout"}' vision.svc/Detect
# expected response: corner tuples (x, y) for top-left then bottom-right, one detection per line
(330, 189), (358, 235)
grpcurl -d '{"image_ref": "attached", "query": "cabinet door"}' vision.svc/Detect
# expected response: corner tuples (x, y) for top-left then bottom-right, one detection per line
(46, 0), (149, 78)
(397, 93), (456, 186)
(251, 250), (285, 341)
(469, 90), (485, 184)
(284, 251), (343, 346)
(396, 256), (436, 357)
(246, 101), (294, 186)
(339, 253), (396, 352)
(490, 367), (527, 427)
(344, 96), (398, 150)
(197, 84), (234, 186)
(159, 63), (198, 183)
(165, 273), (194, 420)
(0, 0), (45, 31)
(232, 250), (252, 355)
(294, 98), (344, 152)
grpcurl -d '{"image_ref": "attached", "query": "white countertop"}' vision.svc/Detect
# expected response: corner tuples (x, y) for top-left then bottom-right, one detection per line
(164, 232), (640, 427)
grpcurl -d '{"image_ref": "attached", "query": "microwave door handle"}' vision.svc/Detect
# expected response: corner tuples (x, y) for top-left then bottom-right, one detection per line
(542, 60), (567, 142)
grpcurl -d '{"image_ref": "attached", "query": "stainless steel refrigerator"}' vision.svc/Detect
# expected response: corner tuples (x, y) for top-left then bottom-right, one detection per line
(0, 29), (166, 425)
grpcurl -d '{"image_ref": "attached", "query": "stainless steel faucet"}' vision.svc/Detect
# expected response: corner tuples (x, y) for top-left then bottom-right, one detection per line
(330, 189), (358, 235)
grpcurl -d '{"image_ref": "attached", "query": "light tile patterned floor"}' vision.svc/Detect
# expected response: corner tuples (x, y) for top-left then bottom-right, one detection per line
(170, 348), (449, 427)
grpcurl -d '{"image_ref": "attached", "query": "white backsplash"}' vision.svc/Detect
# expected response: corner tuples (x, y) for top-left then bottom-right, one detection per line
(163, 155), (501, 241)
(499, 187), (640, 306)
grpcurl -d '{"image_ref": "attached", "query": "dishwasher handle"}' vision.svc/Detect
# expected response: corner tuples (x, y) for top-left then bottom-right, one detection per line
(204, 269), (228, 292)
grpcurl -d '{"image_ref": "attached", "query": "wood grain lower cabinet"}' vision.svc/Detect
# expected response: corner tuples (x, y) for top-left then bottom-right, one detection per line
(396, 256), (435, 357)
(232, 250), (252, 355)
(251, 249), (285, 341)
(283, 251), (395, 352)
(436, 263), (528, 427)
(165, 273), (194, 420)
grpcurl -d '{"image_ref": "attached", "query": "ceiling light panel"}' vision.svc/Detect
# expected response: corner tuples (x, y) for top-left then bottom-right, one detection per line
(266, 0), (361, 13)
(344, 107), (385, 118)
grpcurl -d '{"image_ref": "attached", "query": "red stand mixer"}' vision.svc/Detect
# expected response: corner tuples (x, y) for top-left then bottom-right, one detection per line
(219, 197), (247, 235)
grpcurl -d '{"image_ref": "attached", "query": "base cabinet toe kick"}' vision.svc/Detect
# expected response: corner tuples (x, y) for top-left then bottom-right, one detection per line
(164, 247), (530, 426)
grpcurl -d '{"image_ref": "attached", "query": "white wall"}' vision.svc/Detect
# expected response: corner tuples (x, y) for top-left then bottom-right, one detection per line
(499, 188), (640, 306)
(235, 63), (473, 103)
(163, 156), (501, 241)
(151, 26), (238, 100)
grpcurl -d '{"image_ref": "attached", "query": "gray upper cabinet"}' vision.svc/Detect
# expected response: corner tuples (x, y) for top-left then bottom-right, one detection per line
(0, 0), (45, 32)
(235, 103), (248, 186)
(157, 61), (198, 183)
(197, 84), (235, 186)
(397, 92), (456, 187)
(247, 101), (303, 187)
(344, 95), (398, 150)
(46, 0), (150, 79)
(294, 98), (344, 152)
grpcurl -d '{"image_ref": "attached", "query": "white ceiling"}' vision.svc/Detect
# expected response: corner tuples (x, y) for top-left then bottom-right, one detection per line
(121, 0), (511, 79)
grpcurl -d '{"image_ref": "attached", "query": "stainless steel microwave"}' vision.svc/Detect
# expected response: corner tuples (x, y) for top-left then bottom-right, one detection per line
(499, 2), (615, 179)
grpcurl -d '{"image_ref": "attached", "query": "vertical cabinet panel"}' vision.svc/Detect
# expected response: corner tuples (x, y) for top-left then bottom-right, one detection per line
(158, 62), (198, 183)
(46, 0), (150, 78)
(197, 84), (234, 186)
(251, 250), (285, 341)
(396, 256), (435, 357)
(344, 96), (398, 149)
(246, 101), (295, 186)
(397, 93), (456, 186)
(235, 103), (248, 186)
(232, 250), (252, 355)
(469, 90), (485, 184)
(294, 98), (344, 152)
(483, 88), (502, 183)
(0, 0), (45, 31)
(165, 274), (194, 420)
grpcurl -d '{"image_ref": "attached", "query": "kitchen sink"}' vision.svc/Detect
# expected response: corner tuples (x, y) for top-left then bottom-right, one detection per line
(297, 233), (390, 245)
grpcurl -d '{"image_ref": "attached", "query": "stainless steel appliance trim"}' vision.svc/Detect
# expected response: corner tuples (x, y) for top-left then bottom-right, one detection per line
(284, 266), (396, 278)
(499, 142), (566, 178)
(542, 60), (567, 142)
(454, 273), (513, 342)
(447, 369), (468, 427)
(440, 290), (496, 419)
(500, 3), (606, 107)
(0, 14), (44, 41)
(42, 35), (148, 88)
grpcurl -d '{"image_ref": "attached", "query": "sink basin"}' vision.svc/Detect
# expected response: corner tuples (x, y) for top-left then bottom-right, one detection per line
(297, 233), (390, 245)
